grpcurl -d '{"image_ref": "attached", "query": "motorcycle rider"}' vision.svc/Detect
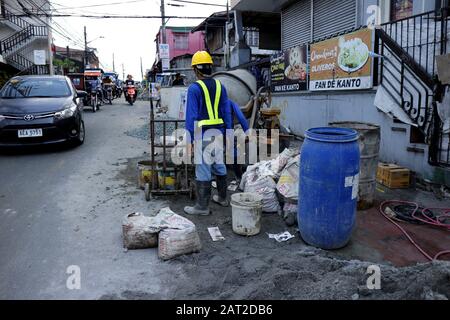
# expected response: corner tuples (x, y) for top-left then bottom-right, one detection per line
(85, 75), (103, 104)
(123, 74), (137, 103)
(102, 76), (114, 101)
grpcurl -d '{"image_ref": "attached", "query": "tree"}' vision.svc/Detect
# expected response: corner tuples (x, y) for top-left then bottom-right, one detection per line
(53, 58), (76, 75)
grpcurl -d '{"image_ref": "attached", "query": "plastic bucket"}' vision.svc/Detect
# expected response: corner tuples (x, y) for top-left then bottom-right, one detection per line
(137, 161), (157, 190)
(231, 193), (263, 236)
(158, 169), (176, 190)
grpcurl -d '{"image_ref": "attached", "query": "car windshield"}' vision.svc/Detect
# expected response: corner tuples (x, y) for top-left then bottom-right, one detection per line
(0, 78), (71, 98)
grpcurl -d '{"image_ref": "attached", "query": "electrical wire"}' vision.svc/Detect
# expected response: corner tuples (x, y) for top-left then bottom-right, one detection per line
(24, 0), (86, 48)
(170, 0), (227, 7)
(4, 1), (85, 48)
(48, 0), (148, 11)
(379, 200), (450, 261)
(12, 13), (209, 19)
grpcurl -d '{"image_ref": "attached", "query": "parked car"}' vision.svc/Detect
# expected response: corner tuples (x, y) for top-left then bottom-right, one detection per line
(0, 75), (86, 147)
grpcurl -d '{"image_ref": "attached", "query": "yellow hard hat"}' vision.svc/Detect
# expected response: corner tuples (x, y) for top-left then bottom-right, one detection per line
(191, 51), (213, 67)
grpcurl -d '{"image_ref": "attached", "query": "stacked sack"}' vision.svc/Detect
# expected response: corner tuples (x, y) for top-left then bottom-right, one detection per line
(122, 207), (201, 260)
(240, 148), (300, 215)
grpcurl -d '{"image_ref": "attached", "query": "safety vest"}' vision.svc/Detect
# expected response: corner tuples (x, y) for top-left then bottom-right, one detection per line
(196, 79), (224, 127)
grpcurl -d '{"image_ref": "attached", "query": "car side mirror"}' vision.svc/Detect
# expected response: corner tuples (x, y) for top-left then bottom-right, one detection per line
(77, 90), (87, 98)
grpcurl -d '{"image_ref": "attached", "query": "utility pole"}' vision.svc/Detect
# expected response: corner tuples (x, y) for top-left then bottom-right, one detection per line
(122, 63), (125, 80)
(140, 57), (144, 80)
(160, 0), (166, 44)
(113, 53), (115, 73)
(84, 26), (88, 70)
(65, 45), (70, 75)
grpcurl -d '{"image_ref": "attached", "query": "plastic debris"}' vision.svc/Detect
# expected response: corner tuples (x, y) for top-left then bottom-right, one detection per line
(208, 227), (225, 242)
(267, 231), (295, 243)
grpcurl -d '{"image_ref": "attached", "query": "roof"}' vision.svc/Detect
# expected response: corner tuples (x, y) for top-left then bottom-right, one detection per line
(166, 26), (196, 32)
(191, 11), (232, 33)
(54, 46), (84, 54)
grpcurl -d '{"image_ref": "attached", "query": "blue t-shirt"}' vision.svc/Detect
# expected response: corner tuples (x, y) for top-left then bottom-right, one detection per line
(185, 79), (232, 143)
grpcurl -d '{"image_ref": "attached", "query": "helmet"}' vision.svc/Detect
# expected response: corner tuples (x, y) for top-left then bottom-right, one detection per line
(191, 51), (213, 67)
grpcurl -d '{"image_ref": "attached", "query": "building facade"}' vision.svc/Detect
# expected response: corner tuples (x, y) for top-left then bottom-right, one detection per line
(151, 26), (205, 75)
(0, 0), (53, 76)
(53, 45), (100, 75)
(155, 26), (204, 60)
(232, 0), (450, 183)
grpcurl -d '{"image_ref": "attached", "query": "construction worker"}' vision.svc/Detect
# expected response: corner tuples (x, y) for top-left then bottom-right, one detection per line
(184, 51), (233, 216)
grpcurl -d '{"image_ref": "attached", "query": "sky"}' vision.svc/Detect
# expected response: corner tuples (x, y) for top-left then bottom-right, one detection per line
(51, 0), (228, 80)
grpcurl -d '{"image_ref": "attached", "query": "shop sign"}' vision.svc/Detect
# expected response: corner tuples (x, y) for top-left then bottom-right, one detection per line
(270, 45), (308, 93)
(310, 28), (374, 91)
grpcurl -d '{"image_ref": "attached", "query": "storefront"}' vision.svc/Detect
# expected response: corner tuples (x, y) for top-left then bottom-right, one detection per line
(232, 0), (449, 180)
(269, 0), (443, 179)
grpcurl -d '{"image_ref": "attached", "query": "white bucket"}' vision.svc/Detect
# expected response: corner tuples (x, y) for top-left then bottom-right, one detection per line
(231, 193), (263, 236)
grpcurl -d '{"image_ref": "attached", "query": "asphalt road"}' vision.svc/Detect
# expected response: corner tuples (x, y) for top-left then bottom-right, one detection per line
(0, 99), (168, 299)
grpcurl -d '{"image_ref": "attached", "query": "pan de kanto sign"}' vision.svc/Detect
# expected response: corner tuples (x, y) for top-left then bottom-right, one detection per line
(309, 28), (374, 91)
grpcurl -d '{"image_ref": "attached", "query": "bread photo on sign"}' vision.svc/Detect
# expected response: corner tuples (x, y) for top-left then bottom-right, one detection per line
(284, 46), (307, 81)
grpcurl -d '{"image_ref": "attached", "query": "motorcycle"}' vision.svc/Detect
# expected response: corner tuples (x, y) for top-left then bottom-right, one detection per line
(103, 83), (114, 105)
(125, 85), (136, 105)
(115, 85), (122, 99)
(87, 88), (100, 112)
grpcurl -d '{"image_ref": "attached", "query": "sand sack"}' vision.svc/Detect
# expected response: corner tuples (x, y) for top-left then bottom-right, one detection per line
(122, 213), (160, 249)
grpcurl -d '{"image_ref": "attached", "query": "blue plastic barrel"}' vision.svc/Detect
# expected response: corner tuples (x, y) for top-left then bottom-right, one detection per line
(298, 127), (360, 250)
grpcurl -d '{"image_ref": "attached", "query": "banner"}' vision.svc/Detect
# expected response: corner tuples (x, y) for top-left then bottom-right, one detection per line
(270, 45), (308, 93)
(159, 44), (170, 59)
(33, 50), (46, 65)
(310, 28), (374, 91)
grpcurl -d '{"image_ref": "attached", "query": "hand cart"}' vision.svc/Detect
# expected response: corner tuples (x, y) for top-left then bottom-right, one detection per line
(144, 97), (195, 201)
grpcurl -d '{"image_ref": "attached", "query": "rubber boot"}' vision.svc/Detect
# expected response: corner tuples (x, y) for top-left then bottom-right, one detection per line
(184, 181), (211, 216)
(212, 175), (229, 207)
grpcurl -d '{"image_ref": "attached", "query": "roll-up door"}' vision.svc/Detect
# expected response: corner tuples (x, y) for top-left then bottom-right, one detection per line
(281, 0), (311, 50)
(312, 0), (357, 41)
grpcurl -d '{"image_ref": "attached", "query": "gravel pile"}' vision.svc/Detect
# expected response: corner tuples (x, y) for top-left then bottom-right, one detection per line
(124, 114), (186, 142)
(154, 114), (186, 139)
(125, 123), (149, 141)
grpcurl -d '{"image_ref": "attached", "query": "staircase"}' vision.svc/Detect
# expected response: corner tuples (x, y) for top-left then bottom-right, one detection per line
(0, 8), (49, 75)
(376, 7), (449, 167)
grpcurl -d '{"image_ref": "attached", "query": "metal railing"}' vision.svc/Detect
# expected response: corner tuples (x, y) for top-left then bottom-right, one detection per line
(3, 7), (31, 30)
(378, 7), (450, 167)
(8, 52), (33, 70)
(377, 29), (434, 131)
(381, 7), (449, 78)
(0, 25), (47, 55)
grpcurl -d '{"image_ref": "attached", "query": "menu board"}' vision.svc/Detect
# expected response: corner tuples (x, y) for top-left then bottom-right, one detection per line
(270, 45), (308, 93)
(309, 28), (374, 91)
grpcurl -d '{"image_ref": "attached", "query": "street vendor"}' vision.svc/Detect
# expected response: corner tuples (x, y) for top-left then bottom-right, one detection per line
(184, 51), (233, 216)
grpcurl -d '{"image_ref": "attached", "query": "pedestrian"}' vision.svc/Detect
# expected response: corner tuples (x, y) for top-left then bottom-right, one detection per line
(172, 73), (184, 86)
(184, 51), (233, 216)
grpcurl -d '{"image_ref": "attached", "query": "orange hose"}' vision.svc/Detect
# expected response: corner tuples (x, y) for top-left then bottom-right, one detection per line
(379, 200), (450, 262)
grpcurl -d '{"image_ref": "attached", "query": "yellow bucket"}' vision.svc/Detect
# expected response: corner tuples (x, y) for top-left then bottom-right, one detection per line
(137, 161), (157, 190)
(158, 170), (176, 190)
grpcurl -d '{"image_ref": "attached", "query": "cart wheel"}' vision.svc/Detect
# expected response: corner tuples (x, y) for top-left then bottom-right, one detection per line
(145, 183), (151, 201)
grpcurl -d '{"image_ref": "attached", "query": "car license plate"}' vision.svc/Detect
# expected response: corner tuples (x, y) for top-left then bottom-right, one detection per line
(18, 128), (43, 138)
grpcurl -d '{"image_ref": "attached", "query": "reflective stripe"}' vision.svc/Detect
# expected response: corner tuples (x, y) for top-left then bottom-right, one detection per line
(196, 79), (224, 127)
(198, 118), (224, 126)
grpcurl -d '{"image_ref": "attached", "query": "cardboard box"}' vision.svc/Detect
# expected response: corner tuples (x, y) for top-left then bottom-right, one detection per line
(377, 163), (400, 183)
(385, 168), (410, 189)
(377, 163), (410, 189)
